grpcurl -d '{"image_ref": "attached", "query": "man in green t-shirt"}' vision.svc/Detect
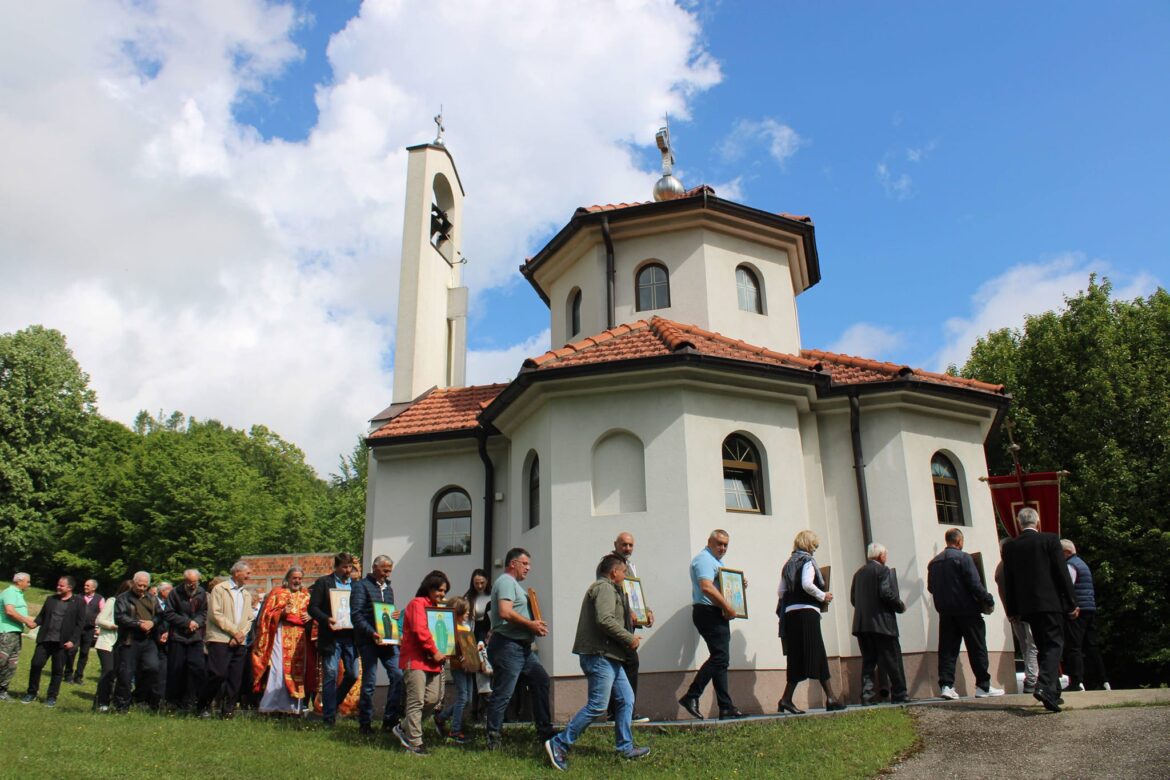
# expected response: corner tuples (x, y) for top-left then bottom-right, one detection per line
(485, 547), (554, 751)
(0, 573), (38, 701)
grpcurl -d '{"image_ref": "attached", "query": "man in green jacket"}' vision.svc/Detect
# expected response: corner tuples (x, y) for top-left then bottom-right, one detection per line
(545, 555), (650, 771)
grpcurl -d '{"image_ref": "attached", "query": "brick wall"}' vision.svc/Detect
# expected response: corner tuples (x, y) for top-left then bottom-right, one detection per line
(240, 552), (361, 597)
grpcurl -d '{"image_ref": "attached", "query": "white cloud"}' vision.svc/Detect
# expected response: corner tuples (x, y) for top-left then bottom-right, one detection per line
(876, 162), (913, 199)
(0, 1), (720, 475)
(467, 330), (552, 386)
(827, 323), (905, 360)
(932, 253), (1160, 371)
(905, 140), (936, 163)
(719, 117), (802, 167)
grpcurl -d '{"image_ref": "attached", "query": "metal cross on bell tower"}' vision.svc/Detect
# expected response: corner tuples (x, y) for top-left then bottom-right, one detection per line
(433, 107), (445, 146)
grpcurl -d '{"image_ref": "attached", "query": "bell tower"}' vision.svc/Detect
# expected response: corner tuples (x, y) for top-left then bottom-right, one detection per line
(392, 115), (469, 403)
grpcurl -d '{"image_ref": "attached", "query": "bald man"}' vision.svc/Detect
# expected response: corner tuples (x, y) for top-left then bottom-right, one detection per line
(608, 533), (652, 723)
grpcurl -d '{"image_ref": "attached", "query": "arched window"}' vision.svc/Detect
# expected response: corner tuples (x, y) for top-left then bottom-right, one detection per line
(635, 263), (670, 311)
(723, 434), (764, 513)
(432, 488), (472, 556)
(569, 289), (582, 337)
(736, 265), (763, 314)
(931, 453), (964, 525)
(527, 454), (541, 529)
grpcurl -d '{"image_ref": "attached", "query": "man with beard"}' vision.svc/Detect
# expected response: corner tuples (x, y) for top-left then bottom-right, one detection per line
(251, 567), (314, 715)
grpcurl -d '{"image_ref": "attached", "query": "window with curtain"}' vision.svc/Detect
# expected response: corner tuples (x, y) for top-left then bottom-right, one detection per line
(736, 265), (763, 313)
(723, 434), (764, 513)
(931, 453), (964, 525)
(432, 488), (472, 556)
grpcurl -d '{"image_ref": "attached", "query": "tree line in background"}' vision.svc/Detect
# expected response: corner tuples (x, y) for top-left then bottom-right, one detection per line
(961, 278), (1170, 687)
(0, 325), (366, 587)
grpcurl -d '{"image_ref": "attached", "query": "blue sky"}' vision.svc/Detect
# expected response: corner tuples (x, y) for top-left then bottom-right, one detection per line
(2, 1), (1166, 472)
(240, 1), (1168, 369)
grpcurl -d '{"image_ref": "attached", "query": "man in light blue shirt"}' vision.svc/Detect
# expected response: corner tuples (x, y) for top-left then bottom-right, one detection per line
(679, 529), (743, 720)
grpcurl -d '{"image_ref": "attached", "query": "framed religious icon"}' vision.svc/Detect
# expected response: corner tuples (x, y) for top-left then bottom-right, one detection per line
(426, 607), (457, 656)
(970, 552), (993, 615)
(716, 568), (748, 619)
(819, 566), (831, 613)
(528, 588), (543, 622)
(329, 588), (353, 630)
(376, 602), (399, 645)
(622, 576), (651, 627)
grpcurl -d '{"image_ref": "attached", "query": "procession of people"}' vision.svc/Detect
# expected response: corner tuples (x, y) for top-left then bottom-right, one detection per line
(0, 510), (1108, 767)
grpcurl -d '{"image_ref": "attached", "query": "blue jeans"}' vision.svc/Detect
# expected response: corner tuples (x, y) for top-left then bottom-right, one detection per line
(554, 655), (634, 754)
(438, 669), (474, 733)
(358, 643), (403, 725)
(485, 634), (552, 736)
(320, 634), (357, 721)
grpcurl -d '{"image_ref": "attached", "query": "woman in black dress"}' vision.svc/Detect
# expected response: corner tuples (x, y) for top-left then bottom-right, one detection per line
(777, 529), (845, 713)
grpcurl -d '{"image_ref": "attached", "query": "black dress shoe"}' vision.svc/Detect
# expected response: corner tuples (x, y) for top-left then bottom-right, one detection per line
(718, 707), (745, 720)
(777, 700), (805, 715)
(891, 696), (912, 704)
(358, 723), (375, 735)
(825, 701), (846, 712)
(1033, 689), (1062, 713)
(678, 696), (703, 719)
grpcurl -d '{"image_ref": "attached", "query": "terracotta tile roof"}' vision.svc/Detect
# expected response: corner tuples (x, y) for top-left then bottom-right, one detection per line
(574, 184), (812, 224)
(370, 320), (1003, 442)
(800, 348), (1005, 393)
(368, 383), (507, 440)
(523, 318), (820, 372)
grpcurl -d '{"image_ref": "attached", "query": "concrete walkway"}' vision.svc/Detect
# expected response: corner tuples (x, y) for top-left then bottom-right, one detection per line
(890, 689), (1170, 779)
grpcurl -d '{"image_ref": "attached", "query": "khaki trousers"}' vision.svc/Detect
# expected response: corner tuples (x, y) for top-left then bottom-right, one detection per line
(402, 667), (444, 747)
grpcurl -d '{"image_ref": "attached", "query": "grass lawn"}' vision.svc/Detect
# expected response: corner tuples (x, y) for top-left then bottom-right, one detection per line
(0, 624), (915, 778)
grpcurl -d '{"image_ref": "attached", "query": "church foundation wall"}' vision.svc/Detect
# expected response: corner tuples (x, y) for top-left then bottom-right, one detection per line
(546, 650), (1015, 722)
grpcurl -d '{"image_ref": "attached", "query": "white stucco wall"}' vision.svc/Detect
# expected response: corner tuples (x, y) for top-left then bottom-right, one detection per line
(543, 226), (802, 353)
(367, 380), (1008, 688)
(365, 441), (486, 607)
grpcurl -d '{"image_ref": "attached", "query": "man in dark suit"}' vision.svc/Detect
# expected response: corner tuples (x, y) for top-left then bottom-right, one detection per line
(21, 576), (84, 707)
(63, 578), (103, 684)
(850, 542), (908, 704)
(1001, 507), (1078, 712)
(308, 552), (358, 726)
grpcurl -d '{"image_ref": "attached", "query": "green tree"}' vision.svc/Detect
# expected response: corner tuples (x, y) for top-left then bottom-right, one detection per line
(316, 437), (368, 556)
(962, 278), (1170, 685)
(0, 326), (97, 579)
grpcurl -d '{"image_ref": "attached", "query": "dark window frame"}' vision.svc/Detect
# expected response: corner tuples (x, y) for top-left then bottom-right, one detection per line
(527, 454), (541, 529)
(431, 487), (473, 557)
(931, 453), (965, 525)
(635, 262), (671, 312)
(722, 434), (764, 514)
(570, 289), (582, 337)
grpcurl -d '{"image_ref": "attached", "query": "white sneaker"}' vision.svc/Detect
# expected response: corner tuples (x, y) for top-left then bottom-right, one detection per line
(939, 686), (959, 700)
(1104, 682), (1112, 691)
(975, 685), (1005, 697)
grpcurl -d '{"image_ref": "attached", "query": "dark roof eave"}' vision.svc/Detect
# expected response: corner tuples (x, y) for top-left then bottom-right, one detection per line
(519, 195), (820, 306)
(821, 378), (1012, 408)
(366, 423), (500, 449)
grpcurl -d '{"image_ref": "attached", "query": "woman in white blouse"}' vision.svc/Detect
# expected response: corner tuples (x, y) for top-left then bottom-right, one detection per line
(776, 530), (844, 714)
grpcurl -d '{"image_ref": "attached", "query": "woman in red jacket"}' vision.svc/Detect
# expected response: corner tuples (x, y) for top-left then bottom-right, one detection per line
(392, 571), (450, 755)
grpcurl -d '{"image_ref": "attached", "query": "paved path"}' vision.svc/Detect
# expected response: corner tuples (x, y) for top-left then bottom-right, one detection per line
(890, 691), (1170, 780)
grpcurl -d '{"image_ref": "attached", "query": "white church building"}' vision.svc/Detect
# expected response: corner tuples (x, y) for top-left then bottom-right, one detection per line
(364, 128), (1014, 718)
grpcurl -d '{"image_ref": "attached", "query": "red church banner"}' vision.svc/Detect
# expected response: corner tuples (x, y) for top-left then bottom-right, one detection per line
(985, 471), (1065, 536)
